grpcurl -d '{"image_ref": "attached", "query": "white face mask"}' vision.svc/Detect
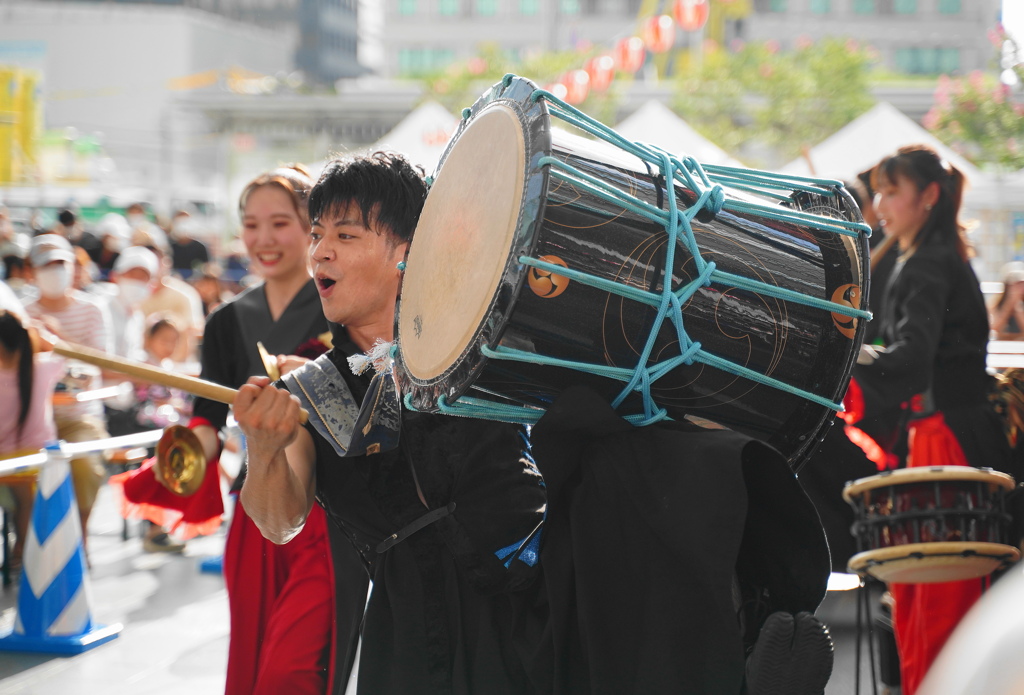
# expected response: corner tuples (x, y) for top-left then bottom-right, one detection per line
(127, 213), (146, 228)
(35, 264), (72, 298)
(117, 278), (152, 306)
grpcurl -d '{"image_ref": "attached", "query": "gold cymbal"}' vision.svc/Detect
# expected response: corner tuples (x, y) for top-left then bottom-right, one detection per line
(257, 341), (280, 381)
(155, 425), (207, 496)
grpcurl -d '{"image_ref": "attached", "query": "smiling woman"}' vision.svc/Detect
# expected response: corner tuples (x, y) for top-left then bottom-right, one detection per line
(113, 163), (352, 695)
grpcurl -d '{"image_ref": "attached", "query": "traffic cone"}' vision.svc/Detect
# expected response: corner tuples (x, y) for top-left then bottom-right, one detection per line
(0, 442), (122, 654)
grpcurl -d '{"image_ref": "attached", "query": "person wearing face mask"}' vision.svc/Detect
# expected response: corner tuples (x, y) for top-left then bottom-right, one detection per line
(23, 234), (113, 559)
(109, 246), (159, 355)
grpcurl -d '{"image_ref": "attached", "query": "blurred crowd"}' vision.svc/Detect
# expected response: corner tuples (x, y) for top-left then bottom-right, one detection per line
(0, 201), (251, 556)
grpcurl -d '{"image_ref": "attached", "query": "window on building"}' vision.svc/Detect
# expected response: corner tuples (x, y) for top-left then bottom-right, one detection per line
(937, 0), (960, 14)
(894, 46), (958, 75)
(769, 0), (787, 11)
(560, 0), (580, 13)
(476, 0), (497, 15)
(398, 48), (456, 75)
(809, 0), (830, 13)
(894, 0), (916, 14)
(939, 48), (960, 72)
(519, 0), (539, 15)
(397, 0), (416, 16)
(438, 0), (459, 16)
(852, 0), (874, 13)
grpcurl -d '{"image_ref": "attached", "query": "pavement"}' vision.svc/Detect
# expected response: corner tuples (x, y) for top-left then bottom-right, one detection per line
(0, 482), (892, 695)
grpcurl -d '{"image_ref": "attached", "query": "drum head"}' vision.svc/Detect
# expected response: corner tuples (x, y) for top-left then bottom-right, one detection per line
(399, 104), (527, 382)
(842, 466), (1016, 503)
(848, 542), (1021, 584)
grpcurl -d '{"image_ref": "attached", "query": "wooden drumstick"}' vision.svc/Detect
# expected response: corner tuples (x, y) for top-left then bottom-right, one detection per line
(52, 340), (309, 424)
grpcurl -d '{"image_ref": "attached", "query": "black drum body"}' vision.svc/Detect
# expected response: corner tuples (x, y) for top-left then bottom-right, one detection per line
(395, 75), (869, 467)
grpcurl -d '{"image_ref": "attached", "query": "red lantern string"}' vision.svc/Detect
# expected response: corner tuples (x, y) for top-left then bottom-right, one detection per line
(643, 14), (676, 54)
(673, 0), (709, 32)
(585, 55), (615, 92)
(614, 36), (646, 73)
(561, 69), (591, 104)
(544, 82), (569, 101)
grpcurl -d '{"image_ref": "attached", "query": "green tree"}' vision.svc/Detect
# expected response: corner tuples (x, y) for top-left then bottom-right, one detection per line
(419, 44), (626, 130)
(923, 28), (1024, 170)
(672, 38), (876, 167)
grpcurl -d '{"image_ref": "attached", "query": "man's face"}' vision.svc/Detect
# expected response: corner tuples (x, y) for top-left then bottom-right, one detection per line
(310, 202), (407, 330)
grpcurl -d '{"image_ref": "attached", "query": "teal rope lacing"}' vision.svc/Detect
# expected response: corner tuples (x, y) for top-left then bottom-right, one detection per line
(407, 74), (871, 426)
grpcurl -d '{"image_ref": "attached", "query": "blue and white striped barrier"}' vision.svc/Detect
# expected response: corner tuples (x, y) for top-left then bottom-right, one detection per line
(0, 442), (122, 654)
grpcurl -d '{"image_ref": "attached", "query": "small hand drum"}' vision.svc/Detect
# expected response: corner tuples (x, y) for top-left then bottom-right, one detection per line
(843, 466), (1020, 583)
(395, 74), (870, 467)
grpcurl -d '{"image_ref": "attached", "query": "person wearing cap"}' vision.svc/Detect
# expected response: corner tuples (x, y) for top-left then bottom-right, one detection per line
(990, 262), (1024, 341)
(23, 234), (114, 557)
(89, 212), (131, 280)
(108, 246), (160, 360)
(104, 246), (187, 553)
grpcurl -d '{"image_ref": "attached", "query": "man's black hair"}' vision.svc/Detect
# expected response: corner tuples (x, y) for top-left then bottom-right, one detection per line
(309, 151), (427, 244)
(57, 209), (75, 227)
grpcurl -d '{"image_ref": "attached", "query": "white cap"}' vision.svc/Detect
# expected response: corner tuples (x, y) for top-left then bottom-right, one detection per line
(29, 234), (75, 267)
(96, 212), (131, 240)
(113, 246), (159, 278)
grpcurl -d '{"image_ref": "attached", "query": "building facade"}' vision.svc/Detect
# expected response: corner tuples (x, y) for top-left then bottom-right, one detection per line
(380, 0), (1002, 79)
(26, 0), (363, 85)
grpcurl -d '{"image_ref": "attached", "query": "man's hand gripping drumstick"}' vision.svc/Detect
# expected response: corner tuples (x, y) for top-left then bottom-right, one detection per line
(234, 376), (319, 545)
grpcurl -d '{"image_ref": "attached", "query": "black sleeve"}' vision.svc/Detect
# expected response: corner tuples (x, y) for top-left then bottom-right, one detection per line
(855, 253), (947, 415)
(192, 302), (238, 431)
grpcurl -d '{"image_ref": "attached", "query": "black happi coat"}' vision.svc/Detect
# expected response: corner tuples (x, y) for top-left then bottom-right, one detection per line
(521, 386), (831, 695)
(196, 279), (328, 429)
(311, 338), (547, 695)
(855, 243), (1010, 474)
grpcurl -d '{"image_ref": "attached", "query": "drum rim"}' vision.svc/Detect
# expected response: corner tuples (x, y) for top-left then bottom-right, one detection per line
(842, 466), (1017, 503)
(848, 541), (1021, 581)
(395, 76), (551, 407)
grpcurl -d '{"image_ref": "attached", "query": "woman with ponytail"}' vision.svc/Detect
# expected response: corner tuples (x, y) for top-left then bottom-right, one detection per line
(848, 145), (1015, 693)
(0, 309), (64, 569)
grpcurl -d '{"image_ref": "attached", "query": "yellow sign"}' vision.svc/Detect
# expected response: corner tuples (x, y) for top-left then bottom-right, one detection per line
(0, 65), (41, 185)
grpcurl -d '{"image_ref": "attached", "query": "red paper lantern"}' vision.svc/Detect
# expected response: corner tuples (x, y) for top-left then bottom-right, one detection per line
(585, 55), (615, 92)
(614, 36), (646, 73)
(561, 69), (590, 105)
(673, 0), (709, 32)
(544, 82), (568, 101)
(643, 15), (676, 54)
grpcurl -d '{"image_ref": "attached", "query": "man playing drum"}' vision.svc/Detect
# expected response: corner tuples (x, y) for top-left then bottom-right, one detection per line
(233, 151), (547, 695)
(233, 148), (837, 695)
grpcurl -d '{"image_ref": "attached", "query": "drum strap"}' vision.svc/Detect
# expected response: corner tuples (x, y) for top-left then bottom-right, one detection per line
(376, 502), (456, 553)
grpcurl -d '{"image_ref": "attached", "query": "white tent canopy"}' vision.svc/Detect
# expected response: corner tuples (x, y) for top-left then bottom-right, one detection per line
(780, 101), (979, 181)
(614, 100), (744, 168)
(370, 100), (459, 175)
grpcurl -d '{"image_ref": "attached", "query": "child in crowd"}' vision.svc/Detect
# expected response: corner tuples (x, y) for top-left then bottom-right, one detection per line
(129, 315), (193, 553)
(134, 315), (192, 431)
(0, 310), (65, 570)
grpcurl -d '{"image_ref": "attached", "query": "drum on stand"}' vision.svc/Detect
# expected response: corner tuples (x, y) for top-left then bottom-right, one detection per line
(394, 74), (871, 468)
(843, 466), (1020, 583)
